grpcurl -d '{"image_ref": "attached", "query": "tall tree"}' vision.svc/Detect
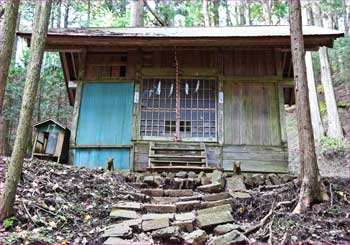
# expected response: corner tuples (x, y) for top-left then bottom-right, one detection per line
(130, 0), (144, 27)
(0, 0), (20, 157)
(289, 0), (326, 213)
(314, 3), (344, 139)
(202, 0), (210, 26)
(0, 0), (52, 220)
(305, 51), (325, 140)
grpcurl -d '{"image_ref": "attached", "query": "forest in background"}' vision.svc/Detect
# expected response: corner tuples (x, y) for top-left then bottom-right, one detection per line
(1, 0), (349, 156)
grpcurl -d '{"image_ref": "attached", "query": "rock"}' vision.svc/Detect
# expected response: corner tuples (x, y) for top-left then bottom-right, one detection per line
(142, 213), (175, 220)
(154, 176), (163, 186)
(165, 189), (193, 197)
(213, 223), (241, 235)
(265, 179), (273, 186)
(175, 212), (196, 221)
(201, 176), (211, 186)
(140, 188), (164, 197)
(226, 176), (246, 192)
(202, 192), (230, 202)
(197, 183), (223, 193)
(103, 237), (130, 244)
(187, 171), (197, 178)
(175, 171), (188, 178)
(279, 174), (295, 183)
(183, 229), (208, 244)
(197, 211), (234, 228)
(142, 218), (170, 232)
(268, 173), (282, 185)
(176, 200), (201, 212)
(110, 208), (138, 219)
(252, 174), (265, 186)
(172, 220), (194, 232)
(243, 174), (254, 189)
(143, 204), (177, 213)
(113, 201), (142, 211)
(161, 172), (167, 177)
(211, 170), (225, 187)
(200, 198), (233, 209)
(128, 182), (147, 189)
(168, 172), (175, 178)
(197, 204), (232, 215)
(101, 224), (132, 238)
(143, 176), (156, 186)
(151, 226), (180, 239)
(230, 191), (251, 199)
(174, 178), (185, 189)
(106, 219), (142, 230)
(126, 172), (136, 182)
(208, 230), (249, 244)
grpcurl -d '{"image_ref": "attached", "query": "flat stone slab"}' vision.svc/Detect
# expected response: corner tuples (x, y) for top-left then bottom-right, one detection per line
(144, 204), (177, 213)
(113, 201), (142, 211)
(175, 211), (196, 221)
(152, 197), (179, 204)
(201, 198), (233, 209)
(164, 189), (193, 197)
(142, 218), (170, 232)
(208, 230), (249, 244)
(171, 220), (194, 232)
(202, 192), (230, 202)
(179, 196), (202, 202)
(197, 204), (232, 216)
(214, 223), (241, 235)
(104, 237), (130, 244)
(183, 229), (208, 244)
(101, 224), (132, 238)
(142, 213), (175, 220)
(226, 176), (246, 192)
(197, 211), (234, 228)
(176, 200), (201, 212)
(105, 219), (142, 230)
(140, 188), (164, 197)
(110, 208), (138, 219)
(197, 183), (223, 193)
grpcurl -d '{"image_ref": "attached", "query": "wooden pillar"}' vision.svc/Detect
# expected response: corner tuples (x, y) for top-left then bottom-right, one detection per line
(69, 81), (83, 164)
(278, 83), (288, 147)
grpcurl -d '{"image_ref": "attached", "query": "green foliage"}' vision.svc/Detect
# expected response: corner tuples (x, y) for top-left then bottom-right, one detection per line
(320, 136), (345, 155)
(271, 1), (288, 22)
(319, 102), (327, 115)
(250, 2), (264, 23)
(337, 101), (350, 107)
(3, 218), (15, 230)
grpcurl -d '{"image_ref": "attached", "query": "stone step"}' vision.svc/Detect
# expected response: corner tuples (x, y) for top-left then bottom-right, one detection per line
(197, 183), (224, 193)
(113, 201), (143, 211)
(143, 204), (177, 213)
(142, 218), (170, 232)
(176, 200), (201, 212)
(202, 192), (231, 202)
(197, 211), (234, 228)
(110, 208), (139, 219)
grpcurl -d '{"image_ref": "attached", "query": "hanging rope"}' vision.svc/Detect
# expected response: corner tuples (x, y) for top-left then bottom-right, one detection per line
(174, 48), (180, 144)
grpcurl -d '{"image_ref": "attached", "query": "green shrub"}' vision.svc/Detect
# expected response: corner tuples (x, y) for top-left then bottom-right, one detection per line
(319, 102), (327, 115)
(3, 218), (15, 230)
(320, 136), (345, 156)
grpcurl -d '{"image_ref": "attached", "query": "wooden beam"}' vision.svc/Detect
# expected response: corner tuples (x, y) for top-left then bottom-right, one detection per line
(278, 84), (288, 147)
(77, 48), (87, 80)
(59, 53), (75, 106)
(274, 48), (283, 78)
(72, 145), (132, 149)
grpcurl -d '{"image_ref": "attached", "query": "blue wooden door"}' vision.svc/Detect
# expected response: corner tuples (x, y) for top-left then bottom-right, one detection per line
(75, 82), (134, 169)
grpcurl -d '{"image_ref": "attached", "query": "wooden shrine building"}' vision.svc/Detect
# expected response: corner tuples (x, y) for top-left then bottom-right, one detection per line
(19, 26), (342, 173)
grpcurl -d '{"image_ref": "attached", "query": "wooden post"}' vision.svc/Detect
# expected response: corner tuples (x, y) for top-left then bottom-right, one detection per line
(278, 83), (288, 147)
(69, 81), (83, 164)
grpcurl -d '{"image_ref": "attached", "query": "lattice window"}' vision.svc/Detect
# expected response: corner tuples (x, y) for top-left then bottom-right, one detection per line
(140, 79), (217, 140)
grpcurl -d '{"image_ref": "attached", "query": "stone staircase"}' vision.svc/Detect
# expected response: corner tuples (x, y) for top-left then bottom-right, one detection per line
(101, 170), (251, 244)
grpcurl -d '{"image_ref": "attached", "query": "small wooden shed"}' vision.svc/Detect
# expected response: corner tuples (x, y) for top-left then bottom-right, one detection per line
(32, 119), (70, 164)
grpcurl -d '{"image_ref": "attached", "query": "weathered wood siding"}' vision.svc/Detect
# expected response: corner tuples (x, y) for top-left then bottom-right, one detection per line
(222, 145), (288, 173)
(224, 82), (281, 146)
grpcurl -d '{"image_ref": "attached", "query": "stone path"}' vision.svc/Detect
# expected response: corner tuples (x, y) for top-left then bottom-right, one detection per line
(100, 170), (253, 244)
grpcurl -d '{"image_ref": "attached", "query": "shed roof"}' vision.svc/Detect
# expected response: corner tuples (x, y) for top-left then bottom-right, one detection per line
(18, 25), (343, 49)
(33, 119), (67, 130)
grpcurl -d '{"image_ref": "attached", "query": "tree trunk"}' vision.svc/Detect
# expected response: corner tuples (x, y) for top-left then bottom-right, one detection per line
(130, 0), (144, 27)
(212, 0), (220, 26)
(247, 0), (252, 25)
(313, 3), (344, 139)
(264, 0), (273, 24)
(0, 0), (52, 220)
(289, 0), (325, 213)
(0, 0), (20, 158)
(202, 0), (210, 26)
(305, 52), (325, 140)
(63, 0), (70, 28)
(343, 0), (349, 35)
(223, 0), (232, 26)
(239, 0), (246, 26)
(87, 0), (91, 26)
(56, 0), (61, 28)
